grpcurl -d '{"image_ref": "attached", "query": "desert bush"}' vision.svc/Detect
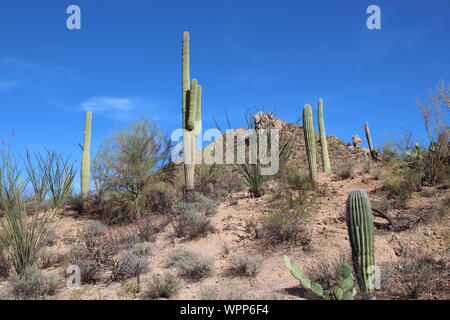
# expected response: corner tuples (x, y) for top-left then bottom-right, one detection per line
(144, 272), (182, 299)
(6, 265), (61, 300)
(64, 245), (102, 284)
(260, 210), (311, 246)
(381, 248), (435, 299)
(415, 81), (449, 186)
(214, 109), (294, 198)
(280, 167), (315, 191)
(197, 280), (255, 300)
(111, 243), (150, 286)
(145, 182), (178, 215)
(37, 249), (61, 269)
(43, 229), (59, 247)
(66, 193), (85, 214)
(306, 251), (352, 291)
(0, 146), (53, 274)
(175, 193), (217, 216)
(171, 211), (215, 239)
(334, 160), (356, 179)
(169, 249), (214, 281)
(131, 215), (167, 242)
(195, 164), (224, 192)
(227, 253), (263, 277)
(382, 165), (421, 208)
(93, 118), (171, 220)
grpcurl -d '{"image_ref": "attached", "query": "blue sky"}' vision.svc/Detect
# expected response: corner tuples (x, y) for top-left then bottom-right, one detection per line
(1, 0), (449, 188)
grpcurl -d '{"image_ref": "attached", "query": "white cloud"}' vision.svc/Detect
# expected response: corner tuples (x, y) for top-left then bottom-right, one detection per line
(0, 80), (20, 91)
(80, 97), (136, 112)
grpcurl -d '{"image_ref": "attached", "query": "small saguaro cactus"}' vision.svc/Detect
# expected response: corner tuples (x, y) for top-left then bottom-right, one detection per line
(182, 31), (202, 202)
(81, 111), (92, 200)
(317, 98), (330, 173)
(345, 189), (375, 295)
(302, 104), (317, 184)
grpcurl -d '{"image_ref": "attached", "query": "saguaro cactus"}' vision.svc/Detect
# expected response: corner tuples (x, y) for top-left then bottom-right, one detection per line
(303, 104), (317, 184)
(182, 31), (202, 202)
(81, 111), (92, 200)
(345, 189), (375, 295)
(318, 98), (330, 173)
(364, 122), (375, 159)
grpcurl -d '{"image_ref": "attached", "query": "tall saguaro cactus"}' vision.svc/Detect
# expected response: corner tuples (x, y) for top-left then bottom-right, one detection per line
(81, 111), (92, 200)
(345, 189), (375, 295)
(317, 98), (330, 173)
(182, 31), (202, 202)
(303, 104), (317, 184)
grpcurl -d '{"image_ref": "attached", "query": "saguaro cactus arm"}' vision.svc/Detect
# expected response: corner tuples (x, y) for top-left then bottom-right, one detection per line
(318, 98), (330, 173)
(345, 189), (375, 295)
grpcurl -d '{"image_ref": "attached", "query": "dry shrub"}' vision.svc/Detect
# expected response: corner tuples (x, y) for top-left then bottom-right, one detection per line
(7, 265), (61, 300)
(169, 249), (214, 281)
(171, 211), (215, 239)
(380, 247), (438, 299)
(144, 272), (182, 299)
(227, 253), (263, 277)
(334, 160), (356, 179)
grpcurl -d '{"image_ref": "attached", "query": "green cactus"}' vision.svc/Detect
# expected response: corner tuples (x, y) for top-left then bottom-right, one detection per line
(81, 111), (92, 200)
(182, 31), (202, 202)
(302, 104), (317, 184)
(317, 99), (330, 173)
(284, 256), (357, 300)
(346, 189), (375, 295)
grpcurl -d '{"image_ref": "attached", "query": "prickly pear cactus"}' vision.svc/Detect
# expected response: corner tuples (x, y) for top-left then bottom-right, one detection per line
(346, 189), (375, 294)
(318, 99), (330, 173)
(284, 256), (357, 300)
(302, 104), (317, 184)
(81, 111), (92, 200)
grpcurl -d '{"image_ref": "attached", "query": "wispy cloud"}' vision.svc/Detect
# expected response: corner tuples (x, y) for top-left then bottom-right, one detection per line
(80, 97), (136, 113)
(77, 96), (160, 122)
(0, 80), (20, 91)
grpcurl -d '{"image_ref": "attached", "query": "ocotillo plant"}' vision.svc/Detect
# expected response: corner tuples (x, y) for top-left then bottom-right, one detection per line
(182, 31), (202, 202)
(364, 122), (375, 159)
(303, 104), (317, 184)
(317, 98), (330, 173)
(81, 111), (92, 200)
(345, 189), (375, 295)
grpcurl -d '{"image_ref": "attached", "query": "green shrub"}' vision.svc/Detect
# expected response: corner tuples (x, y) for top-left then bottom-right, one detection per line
(64, 245), (102, 284)
(7, 265), (61, 300)
(175, 193), (217, 216)
(93, 118), (171, 220)
(227, 253), (263, 277)
(111, 243), (150, 285)
(171, 211), (215, 239)
(169, 249), (214, 281)
(144, 272), (182, 299)
(334, 160), (356, 179)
